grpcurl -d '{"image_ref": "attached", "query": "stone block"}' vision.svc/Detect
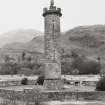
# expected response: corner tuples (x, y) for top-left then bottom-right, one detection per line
(43, 79), (63, 90)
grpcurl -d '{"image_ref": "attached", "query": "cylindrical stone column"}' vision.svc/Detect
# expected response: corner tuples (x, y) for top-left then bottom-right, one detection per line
(42, 1), (63, 90)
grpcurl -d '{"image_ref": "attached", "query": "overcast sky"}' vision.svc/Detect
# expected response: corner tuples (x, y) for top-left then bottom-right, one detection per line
(0, 0), (104, 35)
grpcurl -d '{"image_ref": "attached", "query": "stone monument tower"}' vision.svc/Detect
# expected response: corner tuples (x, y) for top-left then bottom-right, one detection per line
(43, 0), (63, 90)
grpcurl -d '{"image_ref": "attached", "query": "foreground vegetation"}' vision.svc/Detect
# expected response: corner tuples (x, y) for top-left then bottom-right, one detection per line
(0, 50), (101, 75)
(96, 77), (105, 91)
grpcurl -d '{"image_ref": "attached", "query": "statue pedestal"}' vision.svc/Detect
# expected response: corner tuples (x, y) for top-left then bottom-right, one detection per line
(43, 79), (63, 90)
(43, 62), (63, 90)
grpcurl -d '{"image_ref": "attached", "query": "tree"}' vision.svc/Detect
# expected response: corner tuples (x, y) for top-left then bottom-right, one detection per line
(71, 50), (79, 58)
(22, 52), (26, 60)
(4, 55), (10, 63)
(21, 78), (28, 85)
(32, 63), (44, 75)
(72, 68), (79, 75)
(0, 62), (19, 75)
(61, 62), (72, 74)
(96, 77), (105, 91)
(71, 55), (100, 74)
(0, 63), (12, 75)
(27, 56), (32, 62)
(36, 75), (45, 85)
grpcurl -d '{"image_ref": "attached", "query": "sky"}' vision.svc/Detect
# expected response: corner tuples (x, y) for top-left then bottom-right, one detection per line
(0, 0), (104, 35)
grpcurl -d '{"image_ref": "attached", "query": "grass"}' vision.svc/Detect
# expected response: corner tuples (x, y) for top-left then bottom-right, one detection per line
(0, 85), (44, 91)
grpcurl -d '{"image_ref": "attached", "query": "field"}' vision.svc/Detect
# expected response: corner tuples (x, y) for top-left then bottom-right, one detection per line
(0, 85), (44, 91)
(0, 75), (101, 105)
(0, 84), (95, 92)
(64, 85), (95, 92)
(42, 101), (105, 105)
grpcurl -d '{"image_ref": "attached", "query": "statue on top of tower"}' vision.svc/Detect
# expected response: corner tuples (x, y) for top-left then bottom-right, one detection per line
(50, 0), (54, 7)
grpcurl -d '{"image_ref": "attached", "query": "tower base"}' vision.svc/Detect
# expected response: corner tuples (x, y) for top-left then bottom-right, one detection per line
(43, 79), (63, 90)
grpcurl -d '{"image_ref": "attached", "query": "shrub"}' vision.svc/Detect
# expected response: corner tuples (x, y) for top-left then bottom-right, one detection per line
(71, 56), (100, 74)
(21, 78), (28, 85)
(96, 77), (105, 91)
(36, 75), (45, 85)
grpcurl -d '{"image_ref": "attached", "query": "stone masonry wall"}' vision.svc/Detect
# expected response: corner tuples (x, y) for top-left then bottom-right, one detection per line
(0, 89), (105, 105)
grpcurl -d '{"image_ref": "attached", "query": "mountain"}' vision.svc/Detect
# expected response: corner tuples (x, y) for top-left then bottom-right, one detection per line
(0, 29), (43, 56)
(1, 25), (105, 61)
(0, 29), (43, 48)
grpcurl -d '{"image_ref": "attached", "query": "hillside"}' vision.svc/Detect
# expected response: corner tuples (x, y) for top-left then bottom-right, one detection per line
(1, 36), (44, 53)
(60, 25), (105, 58)
(1, 25), (105, 60)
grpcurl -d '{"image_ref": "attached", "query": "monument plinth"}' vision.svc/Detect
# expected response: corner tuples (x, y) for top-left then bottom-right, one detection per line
(43, 0), (63, 90)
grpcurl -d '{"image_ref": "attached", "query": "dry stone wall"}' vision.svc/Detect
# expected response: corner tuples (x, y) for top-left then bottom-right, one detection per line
(0, 80), (37, 87)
